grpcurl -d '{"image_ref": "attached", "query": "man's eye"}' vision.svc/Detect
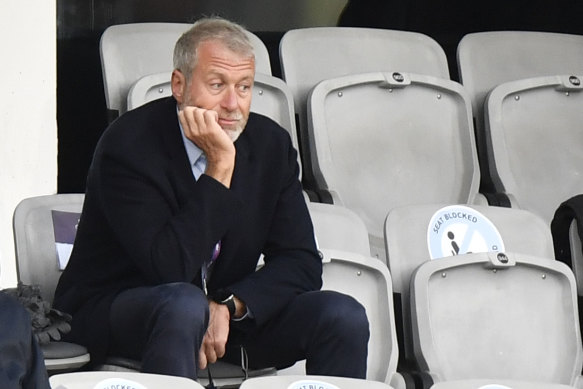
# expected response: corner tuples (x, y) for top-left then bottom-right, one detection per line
(210, 83), (223, 89)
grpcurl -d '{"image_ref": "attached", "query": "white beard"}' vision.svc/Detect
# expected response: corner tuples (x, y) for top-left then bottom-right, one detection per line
(225, 128), (243, 142)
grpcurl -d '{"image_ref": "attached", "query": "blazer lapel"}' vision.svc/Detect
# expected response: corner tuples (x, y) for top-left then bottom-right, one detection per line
(158, 98), (199, 205)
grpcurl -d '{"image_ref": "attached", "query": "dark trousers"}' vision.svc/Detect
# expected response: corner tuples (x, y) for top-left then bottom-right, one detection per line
(0, 292), (50, 389)
(109, 282), (369, 380)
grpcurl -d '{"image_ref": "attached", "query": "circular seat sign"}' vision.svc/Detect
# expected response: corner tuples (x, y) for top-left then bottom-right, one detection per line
(93, 378), (148, 389)
(287, 380), (341, 389)
(427, 205), (505, 259)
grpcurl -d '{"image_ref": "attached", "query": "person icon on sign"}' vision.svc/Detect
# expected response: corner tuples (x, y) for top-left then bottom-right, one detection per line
(448, 231), (460, 256)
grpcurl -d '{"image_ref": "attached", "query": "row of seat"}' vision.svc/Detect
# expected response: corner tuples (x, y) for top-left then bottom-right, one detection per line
(31, 23), (582, 388)
(101, 23), (583, 262)
(12, 195), (583, 389)
(48, 371), (396, 389)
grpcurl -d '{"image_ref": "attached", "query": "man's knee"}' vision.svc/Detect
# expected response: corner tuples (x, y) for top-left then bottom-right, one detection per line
(0, 292), (31, 339)
(302, 290), (369, 343)
(151, 282), (209, 328)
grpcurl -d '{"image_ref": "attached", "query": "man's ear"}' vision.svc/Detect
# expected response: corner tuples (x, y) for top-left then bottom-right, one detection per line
(171, 69), (186, 104)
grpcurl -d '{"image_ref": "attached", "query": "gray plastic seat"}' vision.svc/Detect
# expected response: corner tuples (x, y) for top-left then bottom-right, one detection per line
(280, 27), (450, 193)
(280, 27), (449, 132)
(275, 202), (401, 387)
(484, 74), (583, 224)
(308, 71), (483, 261)
(457, 31), (583, 194)
(386, 203), (583, 388)
(100, 22), (271, 117)
(385, 203), (555, 369)
(411, 251), (583, 388)
(458, 31), (583, 130)
(13, 194), (90, 371)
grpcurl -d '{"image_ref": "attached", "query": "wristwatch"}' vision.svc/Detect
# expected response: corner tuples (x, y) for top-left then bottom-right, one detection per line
(210, 289), (236, 318)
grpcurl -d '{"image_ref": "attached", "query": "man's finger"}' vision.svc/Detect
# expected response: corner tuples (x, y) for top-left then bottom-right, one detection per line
(202, 109), (219, 127)
(204, 342), (218, 364)
(198, 348), (208, 370)
(214, 341), (226, 359)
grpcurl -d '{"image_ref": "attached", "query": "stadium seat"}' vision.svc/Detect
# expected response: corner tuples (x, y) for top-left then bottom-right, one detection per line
(280, 27), (450, 192)
(411, 251), (582, 388)
(385, 203), (555, 373)
(483, 74), (583, 224)
(49, 371), (203, 389)
(13, 194), (90, 372)
(100, 22), (271, 119)
(457, 31), (583, 195)
(275, 202), (404, 387)
(307, 71), (483, 260)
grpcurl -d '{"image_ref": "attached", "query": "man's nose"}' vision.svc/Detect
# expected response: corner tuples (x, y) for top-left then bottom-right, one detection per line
(221, 87), (238, 110)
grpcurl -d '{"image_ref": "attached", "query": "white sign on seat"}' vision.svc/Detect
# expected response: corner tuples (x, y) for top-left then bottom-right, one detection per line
(427, 205), (505, 259)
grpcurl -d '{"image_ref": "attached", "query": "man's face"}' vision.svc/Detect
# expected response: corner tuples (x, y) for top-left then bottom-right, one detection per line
(179, 40), (255, 142)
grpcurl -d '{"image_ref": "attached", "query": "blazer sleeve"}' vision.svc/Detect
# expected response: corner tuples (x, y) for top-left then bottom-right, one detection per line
(226, 132), (322, 326)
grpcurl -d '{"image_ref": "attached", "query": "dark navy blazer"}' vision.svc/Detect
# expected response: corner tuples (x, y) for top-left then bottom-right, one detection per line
(54, 97), (321, 363)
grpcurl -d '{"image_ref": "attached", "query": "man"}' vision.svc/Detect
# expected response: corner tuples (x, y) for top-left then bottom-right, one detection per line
(54, 17), (369, 380)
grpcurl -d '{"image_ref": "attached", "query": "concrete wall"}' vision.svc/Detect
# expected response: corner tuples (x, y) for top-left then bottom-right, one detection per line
(0, 1), (57, 287)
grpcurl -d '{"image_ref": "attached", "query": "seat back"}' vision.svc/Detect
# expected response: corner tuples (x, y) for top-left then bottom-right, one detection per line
(280, 27), (449, 190)
(484, 74), (583, 224)
(100, 22), (271, 117)
(411, 251), (582, 385)
(127, 72), (302, 180)
(13, 194), (90, 371)
(13, 194), (84, 303)
(458, 31), (583, 125)
(280, 27), (449, 121)
(308, 71), (481, 260)
(385, 203), (554, 366)
(307, 202), (370, 256)
(457, 31), (583, 193)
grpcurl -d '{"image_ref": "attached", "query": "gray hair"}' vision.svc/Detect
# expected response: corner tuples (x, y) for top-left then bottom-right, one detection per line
(173, 17), (255, 83)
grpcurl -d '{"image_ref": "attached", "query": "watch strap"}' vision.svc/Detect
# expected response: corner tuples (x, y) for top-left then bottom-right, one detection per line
(211, 290), (236, 318)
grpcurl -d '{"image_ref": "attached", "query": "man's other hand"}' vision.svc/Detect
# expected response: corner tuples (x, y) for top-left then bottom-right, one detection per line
(198, 300), (231, 370)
